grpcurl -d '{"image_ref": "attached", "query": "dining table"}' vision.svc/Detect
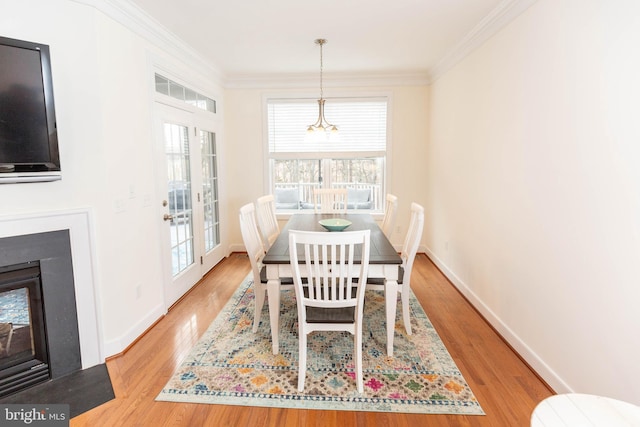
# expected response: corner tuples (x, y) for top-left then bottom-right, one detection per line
(262, 213), (403, 356)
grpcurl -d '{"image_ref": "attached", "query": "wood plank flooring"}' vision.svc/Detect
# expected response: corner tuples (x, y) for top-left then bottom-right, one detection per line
(71, 253), (554, 427)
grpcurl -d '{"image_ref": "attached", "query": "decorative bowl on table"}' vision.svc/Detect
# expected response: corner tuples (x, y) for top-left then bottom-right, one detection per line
(318, 218), (352, 232)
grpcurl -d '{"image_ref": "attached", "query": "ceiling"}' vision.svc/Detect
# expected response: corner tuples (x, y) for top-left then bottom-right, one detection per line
(128, 0), (511, 81)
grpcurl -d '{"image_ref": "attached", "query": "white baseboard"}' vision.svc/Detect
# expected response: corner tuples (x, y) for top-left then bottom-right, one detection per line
(102, 303), (165, 357)
(228, 243), (246, 253)
(423, 247), (572, 394)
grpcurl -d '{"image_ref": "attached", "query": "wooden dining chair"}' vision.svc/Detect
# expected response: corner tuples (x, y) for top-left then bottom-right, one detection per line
(312, 188), (348, 214)
(380, 193), (398, 239)
(239, 203), (294, 333)
(289, 229), (371, 393)
(367, 202), (424, 336)
(255, 194), (280, 250)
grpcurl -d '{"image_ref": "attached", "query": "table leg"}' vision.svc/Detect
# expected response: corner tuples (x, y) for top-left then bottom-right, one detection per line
(267, 279), (281, 354)
(385, 280), (398, 357)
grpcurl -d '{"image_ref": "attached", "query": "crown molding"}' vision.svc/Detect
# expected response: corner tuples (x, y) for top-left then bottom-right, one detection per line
(71, 0), (536, 89)
(223, 71), (431, 90)
(225, 0), (538, 88)
(70, 0), (223, 82)
(429, 0), (539, 82)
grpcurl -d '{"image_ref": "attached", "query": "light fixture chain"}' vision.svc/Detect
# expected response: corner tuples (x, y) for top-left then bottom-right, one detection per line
(319, 39), (324, 100)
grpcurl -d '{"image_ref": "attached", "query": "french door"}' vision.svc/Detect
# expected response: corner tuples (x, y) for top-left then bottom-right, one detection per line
(155, 103), (222, 308)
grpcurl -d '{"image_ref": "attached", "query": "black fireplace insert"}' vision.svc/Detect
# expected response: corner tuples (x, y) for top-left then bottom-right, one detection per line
(0, 230), (81, 399)
(0, 262), (50, 397)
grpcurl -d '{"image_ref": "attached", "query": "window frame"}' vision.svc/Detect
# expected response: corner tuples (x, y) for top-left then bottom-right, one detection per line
(262, 92), (393, 216)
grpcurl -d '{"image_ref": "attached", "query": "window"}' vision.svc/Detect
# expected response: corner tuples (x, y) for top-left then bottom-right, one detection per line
(266, 97), (388, 212)
(155, 74), (216, 113)
(200, 130), (220, 252)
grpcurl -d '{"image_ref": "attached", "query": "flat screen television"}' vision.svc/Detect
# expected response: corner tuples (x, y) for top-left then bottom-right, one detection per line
(0, 36), (61, 183)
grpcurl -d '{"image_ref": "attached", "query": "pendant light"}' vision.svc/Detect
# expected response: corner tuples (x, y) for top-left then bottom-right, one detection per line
(307, 39), (338, 137)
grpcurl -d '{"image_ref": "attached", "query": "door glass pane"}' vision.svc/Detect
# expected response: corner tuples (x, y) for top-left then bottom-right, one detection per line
(201, 130), (219, 252)
(164, 123), (194, 276)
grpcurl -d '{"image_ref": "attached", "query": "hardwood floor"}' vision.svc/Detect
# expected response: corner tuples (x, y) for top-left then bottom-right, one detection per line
(71, 253), (553, 427)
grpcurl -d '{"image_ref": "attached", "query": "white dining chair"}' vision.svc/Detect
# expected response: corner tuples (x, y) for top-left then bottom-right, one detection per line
(239, 203), (268, 332)
(313, 188), (348, 214)
(255, 194), (280, 250)
(289, 229), (370, 393)
(367, 202), (424, 336)
(239, 203), (294, 333)
(380, 193), (398, 239)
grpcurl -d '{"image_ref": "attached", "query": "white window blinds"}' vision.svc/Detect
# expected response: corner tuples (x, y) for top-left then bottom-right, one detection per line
(267, 98), (387, 154)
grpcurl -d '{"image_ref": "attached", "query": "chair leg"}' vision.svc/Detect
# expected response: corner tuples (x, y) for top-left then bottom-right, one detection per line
(401, 285), (412, 335)
(253, 286), (266, 333)
(385, 280), (399, 357)
(267, 279), (281, 354)
(355, 327), (364, 393)
(298, 331), (307, 392)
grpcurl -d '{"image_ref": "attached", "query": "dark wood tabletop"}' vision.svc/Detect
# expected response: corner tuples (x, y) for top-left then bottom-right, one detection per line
(263, 213), (401, 265)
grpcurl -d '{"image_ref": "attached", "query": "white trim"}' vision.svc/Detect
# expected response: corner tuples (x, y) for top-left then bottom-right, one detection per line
(226, 72), (430, 90)
(429, 0), (539, 81)
(228, 243), (246, 253)
(69, 0), (536, 89)
(70, 0), (222, 82)
(102, 302), (165, 357)
(424, 246), (572, 395)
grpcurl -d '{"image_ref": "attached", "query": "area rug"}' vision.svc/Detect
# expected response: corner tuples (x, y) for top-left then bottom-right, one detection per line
(156, 274), (484, 415)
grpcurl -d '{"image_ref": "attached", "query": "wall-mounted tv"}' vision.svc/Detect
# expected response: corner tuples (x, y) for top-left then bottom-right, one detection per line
(0, 36), (61, 183)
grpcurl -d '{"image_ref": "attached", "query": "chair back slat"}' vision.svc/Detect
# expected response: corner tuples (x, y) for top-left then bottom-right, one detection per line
(256, 194), (280, 250)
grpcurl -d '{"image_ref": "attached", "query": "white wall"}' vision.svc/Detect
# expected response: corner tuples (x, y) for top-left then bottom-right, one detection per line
(427, 0), (640, 403)
(224, 85), (429, 251)
(0, 0), (225, 357)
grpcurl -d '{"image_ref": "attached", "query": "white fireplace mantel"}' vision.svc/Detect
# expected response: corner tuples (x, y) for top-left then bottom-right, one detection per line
(0, 208), (103, 368)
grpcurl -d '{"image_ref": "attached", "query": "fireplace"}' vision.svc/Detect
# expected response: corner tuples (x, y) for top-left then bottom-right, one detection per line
(0, 230), (82, 398)
(0, 262), (49, 397)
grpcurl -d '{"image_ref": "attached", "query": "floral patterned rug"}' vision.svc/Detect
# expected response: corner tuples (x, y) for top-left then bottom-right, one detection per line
(156, 275), (484, 414)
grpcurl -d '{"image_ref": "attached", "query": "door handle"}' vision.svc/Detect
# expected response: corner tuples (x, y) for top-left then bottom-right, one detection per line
(163, 214), (174, 222)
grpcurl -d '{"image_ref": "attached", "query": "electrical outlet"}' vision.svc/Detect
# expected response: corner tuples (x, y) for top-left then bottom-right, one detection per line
(135, 284), (142, 299)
